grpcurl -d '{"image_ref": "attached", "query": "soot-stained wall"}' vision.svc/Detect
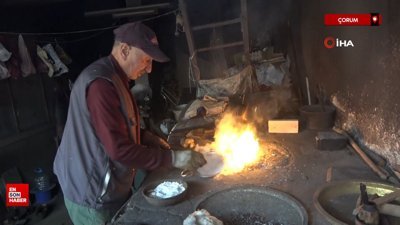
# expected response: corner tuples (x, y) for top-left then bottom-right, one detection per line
(295, 0), (400, 167)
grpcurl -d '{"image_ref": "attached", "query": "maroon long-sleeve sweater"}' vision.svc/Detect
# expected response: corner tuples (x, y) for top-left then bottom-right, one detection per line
(86, 57), (172, 170)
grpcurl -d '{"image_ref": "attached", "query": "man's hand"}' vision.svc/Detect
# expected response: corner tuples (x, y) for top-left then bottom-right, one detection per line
(142, 130), (171, 150)
(172, 150), (207, 171)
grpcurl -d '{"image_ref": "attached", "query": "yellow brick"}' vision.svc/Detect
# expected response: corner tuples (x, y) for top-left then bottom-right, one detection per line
(268, 120), (299, 133)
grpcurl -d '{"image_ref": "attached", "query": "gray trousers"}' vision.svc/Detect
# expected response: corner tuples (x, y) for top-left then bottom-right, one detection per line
(64, 198), (117, 225)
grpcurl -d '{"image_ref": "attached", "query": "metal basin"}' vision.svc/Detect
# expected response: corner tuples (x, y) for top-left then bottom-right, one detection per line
(196, 186), (308, 225)
(314, 180), (400, 225)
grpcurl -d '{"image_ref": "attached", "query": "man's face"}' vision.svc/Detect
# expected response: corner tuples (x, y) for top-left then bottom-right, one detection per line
(125, 47), (153, 80)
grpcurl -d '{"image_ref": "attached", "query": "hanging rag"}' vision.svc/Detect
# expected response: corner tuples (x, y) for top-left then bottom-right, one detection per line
(0, 35), (22, 79)
(37, 45), (54, 77)
(18, 34), (36, 77)
(0, 42), (12, 62)
(42, 44), (68, 77)
(0, 42), (11, 80)
(0, 62), (9, 80)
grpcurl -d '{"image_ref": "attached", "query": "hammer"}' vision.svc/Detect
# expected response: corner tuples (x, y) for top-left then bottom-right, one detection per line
(353, 183), (379, 225)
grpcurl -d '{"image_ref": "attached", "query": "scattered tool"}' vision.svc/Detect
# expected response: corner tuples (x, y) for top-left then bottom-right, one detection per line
(353, 183), (379, 225)
(353, 183), (400, 225)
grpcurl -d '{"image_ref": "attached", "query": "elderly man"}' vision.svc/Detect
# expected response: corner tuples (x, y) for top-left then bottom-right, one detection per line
(53, 22), (206, 225)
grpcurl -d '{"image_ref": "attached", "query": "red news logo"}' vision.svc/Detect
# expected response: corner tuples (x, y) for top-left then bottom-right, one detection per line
(6, 184), (30, 207)
(324, 37), (354, 49)
(324, 13), (382, 26)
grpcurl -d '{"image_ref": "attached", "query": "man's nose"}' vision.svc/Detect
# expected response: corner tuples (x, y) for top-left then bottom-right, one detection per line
(145, 62), (152, 73)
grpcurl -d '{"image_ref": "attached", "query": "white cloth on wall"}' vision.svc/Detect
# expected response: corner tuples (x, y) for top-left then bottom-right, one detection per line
(0, 62), (10, 80)
(0, 42), (11, 80)
(37, 45), (54, 77)
(0, 42), (12, 62)
(43, 44), (68, 77)
(18, 34), (36, 77)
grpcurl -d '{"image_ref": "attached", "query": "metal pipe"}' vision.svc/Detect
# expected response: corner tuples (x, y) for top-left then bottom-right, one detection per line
(305, 76), (311, 105)
(84, 3), (170, 17)
(112, 9), (157, 19)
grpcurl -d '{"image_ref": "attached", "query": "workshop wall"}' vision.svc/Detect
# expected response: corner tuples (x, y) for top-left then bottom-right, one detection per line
(0, 0), (118, 185)
(294, 0), (400, 168)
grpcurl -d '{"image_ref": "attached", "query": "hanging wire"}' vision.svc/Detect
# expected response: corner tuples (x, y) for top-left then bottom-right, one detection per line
(188, 51), (198, 93)
(0, 8), (178, 36)
(35, 30), (108, 44)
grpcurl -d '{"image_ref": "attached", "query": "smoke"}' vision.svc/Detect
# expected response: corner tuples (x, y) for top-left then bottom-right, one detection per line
(248, 0), (293, 49)
(243, 87), (296, 126)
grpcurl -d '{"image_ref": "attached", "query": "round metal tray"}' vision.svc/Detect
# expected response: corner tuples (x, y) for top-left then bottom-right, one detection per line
(195, 186), (308, 225)
(313, 180), (400, 225)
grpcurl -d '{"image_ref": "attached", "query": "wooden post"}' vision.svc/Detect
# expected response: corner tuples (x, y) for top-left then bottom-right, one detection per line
(241, 0), (250, 64)
(179, 0), (201, 81)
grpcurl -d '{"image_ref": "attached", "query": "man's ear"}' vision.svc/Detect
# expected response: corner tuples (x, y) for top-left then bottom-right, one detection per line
(120, 43), (130, 60)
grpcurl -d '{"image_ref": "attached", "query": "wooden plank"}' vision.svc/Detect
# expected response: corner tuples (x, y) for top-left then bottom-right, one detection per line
(192, 18), (241, 31)
(378, 203), (400, 217)
(372, 189), (400, 206)
(197, 41), (244, 53)
(268, 120), (299, 133)
(179, 0), (201, 81)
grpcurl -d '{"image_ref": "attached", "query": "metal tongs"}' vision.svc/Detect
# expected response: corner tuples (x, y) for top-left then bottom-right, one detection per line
(180, 169), (194, 177)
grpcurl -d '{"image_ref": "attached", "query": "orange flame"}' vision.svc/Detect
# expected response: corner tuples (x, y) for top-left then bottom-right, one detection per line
(212, 113), (261, 175)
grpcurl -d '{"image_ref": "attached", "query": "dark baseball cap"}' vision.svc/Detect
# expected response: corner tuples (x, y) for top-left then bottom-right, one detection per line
(113, 22), (170, 62)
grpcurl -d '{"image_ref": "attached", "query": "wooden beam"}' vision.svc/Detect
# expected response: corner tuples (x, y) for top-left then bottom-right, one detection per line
(84, 3), (170, 17)
(179, 0), (201, 81)
(378, 203), (400, 217)
(240, 0), (250, 63)
(192, 18), (241, 31)
(268, 120), (299, 133)
(197, 41), (244, 53)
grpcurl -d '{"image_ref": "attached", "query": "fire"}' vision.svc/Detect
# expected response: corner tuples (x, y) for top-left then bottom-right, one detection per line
(212, 113), (261, 175)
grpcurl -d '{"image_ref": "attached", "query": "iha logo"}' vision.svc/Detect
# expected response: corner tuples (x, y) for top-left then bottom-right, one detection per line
(324, 37), (355, 49)
(6, 184), (29, 207)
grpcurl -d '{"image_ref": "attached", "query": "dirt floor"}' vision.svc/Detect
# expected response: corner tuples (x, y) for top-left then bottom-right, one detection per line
(113, 130), (391, 225)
